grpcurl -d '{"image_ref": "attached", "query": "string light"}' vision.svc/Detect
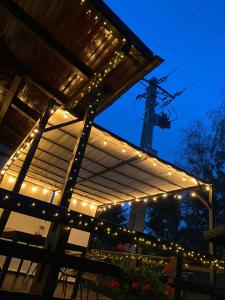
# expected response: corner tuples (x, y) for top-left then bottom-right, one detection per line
(32, 186), (38, 192)
(43, 188), (48, 194)
(191, 192), (196, 197)
(103, 139), (108, 146)
(8, 177), (15, 183)
(122, 146), (126, 153)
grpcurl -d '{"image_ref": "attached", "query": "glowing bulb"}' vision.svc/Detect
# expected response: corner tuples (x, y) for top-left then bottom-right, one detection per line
(21, 182), (26, 189)
(90, 204), (95, 210)
(128, 201), (131, 206)
(82, 201), (87, 207)
(144, 198), (148, 203)
(1, 170), (5, 175)
(32, 186), (38, 192)
(121, 203), (124, 207)
(103, 140), (108, 145)
(191, 192), (196, 197)
(122, 147), (126, 153)
(50, 109), (54, 114)
(205, 186), (210, 191)
(182, 177), (186, 181)
(72, 199), (77, 205)
(162, 193), (167, 198)
(153, 161), (157, 166)
(43, 188), (48, 194)
(177, 195), (182, 200)
(168, 171), (172, 176)
(34, 129), (38, 133)
(8, 177), (15, 183)
(138, 152), (142, 157)
(152, 197), (157, 202)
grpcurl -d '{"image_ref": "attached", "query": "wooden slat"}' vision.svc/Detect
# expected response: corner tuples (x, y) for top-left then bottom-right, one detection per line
(0, 76), (22, 125)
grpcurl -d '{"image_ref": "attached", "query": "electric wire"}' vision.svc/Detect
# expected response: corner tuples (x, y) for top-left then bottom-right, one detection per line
(156, 0), (209, 50)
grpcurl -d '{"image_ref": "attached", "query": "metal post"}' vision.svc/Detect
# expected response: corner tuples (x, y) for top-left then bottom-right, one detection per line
(208, 185), (216, 300)
(31, 96), (98, 297)
(0, 99), (55, 235)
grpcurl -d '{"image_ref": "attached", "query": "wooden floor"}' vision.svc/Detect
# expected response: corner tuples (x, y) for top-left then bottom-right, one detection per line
(1, 272), (111, 300)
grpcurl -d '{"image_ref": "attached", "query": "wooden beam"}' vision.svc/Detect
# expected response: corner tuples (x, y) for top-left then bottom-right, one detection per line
(1, 0), (92, 78)
(0, 76), (22, 125)
(11, 97), (39, 122)
(0, 43), (68, 107)
(44, 118), (82, 133)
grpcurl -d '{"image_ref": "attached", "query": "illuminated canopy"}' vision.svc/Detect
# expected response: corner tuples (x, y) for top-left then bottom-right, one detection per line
(1, 109), (208, 207)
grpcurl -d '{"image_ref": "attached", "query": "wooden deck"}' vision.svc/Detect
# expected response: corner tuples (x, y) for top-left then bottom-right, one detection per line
(1, 272), (111, 300)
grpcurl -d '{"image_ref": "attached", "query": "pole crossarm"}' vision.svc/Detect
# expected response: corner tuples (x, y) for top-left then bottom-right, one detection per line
(44, 118), (82, 133)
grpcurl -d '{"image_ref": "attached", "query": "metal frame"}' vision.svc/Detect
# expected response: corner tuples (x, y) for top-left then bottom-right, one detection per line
(0, 99), (55, 235)
(30, 95), (99, 297)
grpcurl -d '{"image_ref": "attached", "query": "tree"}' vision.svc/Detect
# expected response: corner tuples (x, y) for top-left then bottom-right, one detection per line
(176, 100), (225, 251)
(145, 195), (180, 242)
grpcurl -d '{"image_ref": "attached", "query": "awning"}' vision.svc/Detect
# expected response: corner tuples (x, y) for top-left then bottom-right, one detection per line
(1, 108), (208, 207)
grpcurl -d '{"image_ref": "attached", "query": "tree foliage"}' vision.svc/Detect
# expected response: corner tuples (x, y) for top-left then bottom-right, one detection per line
(146, 100), (225, 251)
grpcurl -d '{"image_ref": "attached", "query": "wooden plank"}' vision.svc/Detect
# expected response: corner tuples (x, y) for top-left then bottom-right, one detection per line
(0, 76), (22, 125)
(1, 0), (92, 78)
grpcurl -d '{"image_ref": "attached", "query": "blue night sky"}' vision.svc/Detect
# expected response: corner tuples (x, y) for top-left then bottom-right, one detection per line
(96, 0), (225, 163)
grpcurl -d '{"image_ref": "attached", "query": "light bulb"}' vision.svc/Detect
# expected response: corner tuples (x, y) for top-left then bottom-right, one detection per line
(8, 177), (15, 183)
(177, 195), (182, 200)
(32, 186), (38, 192)
(122, 147), (126, 153)
(103, 140), (108, 145)
(43, 188), (48, 194)
(191, 192), (196, 197)
(162, 193), (167, 198)
(182, 177), (186, 181)
(72, 199), (77, 205)
(168, 171), (172, 176)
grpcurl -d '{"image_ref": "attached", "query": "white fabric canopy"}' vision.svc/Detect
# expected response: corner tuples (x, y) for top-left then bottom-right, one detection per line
(2, 108), (207, 207)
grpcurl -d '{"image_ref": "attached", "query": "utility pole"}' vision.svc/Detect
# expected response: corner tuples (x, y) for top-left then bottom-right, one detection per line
(128, 77), (183, 233)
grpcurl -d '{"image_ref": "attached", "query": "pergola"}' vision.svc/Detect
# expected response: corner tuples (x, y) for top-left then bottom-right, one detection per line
(0, 0), (218, 299)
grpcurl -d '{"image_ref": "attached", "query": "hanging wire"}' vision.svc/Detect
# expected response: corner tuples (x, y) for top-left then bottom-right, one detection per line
(167, 27), (225, 77)
(156, 0), (209, 50)
(184, 62), (225, 90)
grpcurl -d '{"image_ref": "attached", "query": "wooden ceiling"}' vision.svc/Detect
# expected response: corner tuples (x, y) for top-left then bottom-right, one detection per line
(0, 0), (163, 159)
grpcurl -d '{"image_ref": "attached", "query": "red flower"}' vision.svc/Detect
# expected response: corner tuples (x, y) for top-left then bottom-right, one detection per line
(163, 265), (170, 273)
(167, 277), (174, 285)
(166, 286), (175, 295)
(109, 279), (120, 289)
(142, 283), (152, 292)
(116, 243), (125, 252)
(131, 281), (139, 290)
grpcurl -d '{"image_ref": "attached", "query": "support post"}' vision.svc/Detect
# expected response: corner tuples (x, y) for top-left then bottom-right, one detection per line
(30, 95), (98, 297)
(0, 99), (55, 235)
(174, 256), (183, 300)
(208, 185), (216, 300)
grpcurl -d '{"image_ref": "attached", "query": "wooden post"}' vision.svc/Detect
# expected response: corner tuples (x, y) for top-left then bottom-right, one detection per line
(0, 99), (55, 235)
(31, 96), (98, 297)
(174, 256), (183, 300)
(0, 76), (22, 125)
(208, 185), (216, 300)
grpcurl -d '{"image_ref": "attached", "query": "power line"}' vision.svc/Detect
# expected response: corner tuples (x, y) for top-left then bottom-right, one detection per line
(184, 62), (225, 90)
(168, 27), (225, 76)
(156, 0), (209, 50)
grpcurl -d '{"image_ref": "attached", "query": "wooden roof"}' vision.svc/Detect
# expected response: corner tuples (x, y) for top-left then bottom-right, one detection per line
(0, 0), (163, 158)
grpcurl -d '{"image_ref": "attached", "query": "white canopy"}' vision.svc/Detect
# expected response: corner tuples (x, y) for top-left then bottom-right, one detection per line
(2, 108), (207, 207)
